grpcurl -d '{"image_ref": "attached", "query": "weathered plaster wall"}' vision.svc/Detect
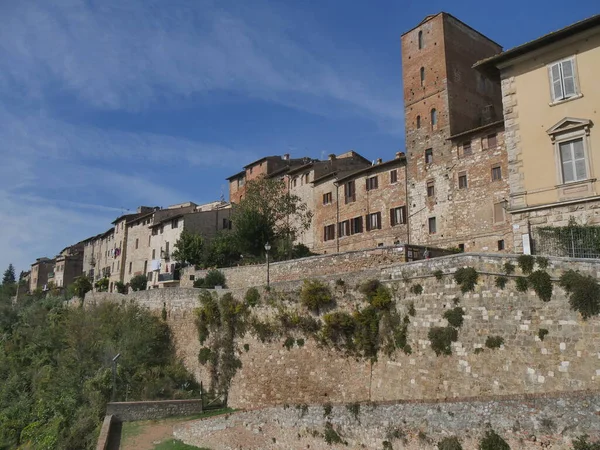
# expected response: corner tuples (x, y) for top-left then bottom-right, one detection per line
(174, 391), (600, 450)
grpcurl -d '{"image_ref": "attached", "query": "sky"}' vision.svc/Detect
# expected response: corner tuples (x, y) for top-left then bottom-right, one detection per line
(0, 0), (598, 274)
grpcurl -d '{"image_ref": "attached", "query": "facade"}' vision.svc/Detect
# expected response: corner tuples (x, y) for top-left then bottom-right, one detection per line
(53, 243), (84, 289)
(475, 14), (600, 253)
(401, 12), (511, 252)
(313, 153), (408, 253)
(148, 203), (232, 288)
(29, 257), (55, 292)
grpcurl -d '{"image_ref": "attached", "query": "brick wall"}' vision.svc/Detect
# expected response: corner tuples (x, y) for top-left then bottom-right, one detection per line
(174, 391), (600, 450)
(106, 399), (203, 422)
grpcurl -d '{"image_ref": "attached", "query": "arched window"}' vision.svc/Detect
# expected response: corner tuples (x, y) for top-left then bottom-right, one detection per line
(416, 115), (421, 129)
(418, 30), (423, 49)
(420, 67), (425, 87)
(431, 108), (437, 126)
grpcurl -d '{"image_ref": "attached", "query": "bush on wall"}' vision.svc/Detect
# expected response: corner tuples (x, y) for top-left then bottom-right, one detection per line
(301, 279), (334, 314)
(559, 270), (600, 319)
(454, 267), (478, 293)
(528, 270), (553, 302)
(428, 326), (458, 356)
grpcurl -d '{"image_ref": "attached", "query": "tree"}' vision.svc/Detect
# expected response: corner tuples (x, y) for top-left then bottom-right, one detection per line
(115, 281), (128, 294)
(130, 274), (147, 292)
(232, 176), (313, 258)
(95, 277), (109, 292)
(71, 275), (93, 299)
(2, 264), (15, 286)
(172, 229), (205, 267)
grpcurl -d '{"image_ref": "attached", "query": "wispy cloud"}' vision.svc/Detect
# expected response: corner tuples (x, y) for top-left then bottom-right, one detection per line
(0, 0), (402, 124)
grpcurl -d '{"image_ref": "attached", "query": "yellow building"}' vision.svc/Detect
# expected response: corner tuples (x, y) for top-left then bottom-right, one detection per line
(476, 15), (600, 254)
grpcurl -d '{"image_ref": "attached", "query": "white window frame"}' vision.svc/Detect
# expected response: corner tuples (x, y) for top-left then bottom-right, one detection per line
(548, 56), (580, 104)
(547, 118), (593, 187)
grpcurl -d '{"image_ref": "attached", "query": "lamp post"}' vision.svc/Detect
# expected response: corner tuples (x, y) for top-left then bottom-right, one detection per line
(111, 353), (121, 402)
(264, 242), (271, 288)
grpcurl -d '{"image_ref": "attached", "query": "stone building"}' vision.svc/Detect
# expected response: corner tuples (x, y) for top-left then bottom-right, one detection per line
(474, 14), (600, 254)
(227, 154), (310, 204)
(312, 153), (408, 253)
(148, 202), (232, 289)
(401, 12), (512, 252)
(29, 257), (54, 292)
(53, 242), (84, 289)
(285, 151), (372, 249)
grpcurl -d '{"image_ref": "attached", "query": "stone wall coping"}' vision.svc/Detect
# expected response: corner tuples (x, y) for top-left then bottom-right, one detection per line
(95, 415), (115, 450)
(107, 398), (203, 406)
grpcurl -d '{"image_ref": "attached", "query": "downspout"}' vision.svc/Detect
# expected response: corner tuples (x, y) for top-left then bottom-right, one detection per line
(405, 158), (410, 245)
(334, 180), (340, 253)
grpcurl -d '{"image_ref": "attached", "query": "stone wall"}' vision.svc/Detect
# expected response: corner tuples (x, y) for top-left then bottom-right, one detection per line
(105, 399), (203, 422)
(174, 391), (600, 450)
(95, 415), (115, 450)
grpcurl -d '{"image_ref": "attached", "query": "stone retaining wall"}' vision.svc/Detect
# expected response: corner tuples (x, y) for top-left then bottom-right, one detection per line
(105, 399), (203, 422)
(173, 391), (600, 450)
(95, 415), (115, 450)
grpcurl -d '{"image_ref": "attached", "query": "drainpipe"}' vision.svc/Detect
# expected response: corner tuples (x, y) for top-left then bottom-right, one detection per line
(405, 158), (410, 245)
(334, 180), (340, 253)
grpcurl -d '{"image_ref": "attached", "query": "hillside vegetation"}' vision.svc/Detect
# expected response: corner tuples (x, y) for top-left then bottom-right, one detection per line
(0, 285), (199, 450)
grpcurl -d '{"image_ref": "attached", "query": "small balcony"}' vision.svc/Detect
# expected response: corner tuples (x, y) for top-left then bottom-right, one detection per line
(158, 272), (180, 283)
(48, 272), (55, 279)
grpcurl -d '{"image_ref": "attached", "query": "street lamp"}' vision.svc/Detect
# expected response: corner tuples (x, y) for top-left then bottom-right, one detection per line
(111, 353), (121, 402)
(264, 242), (271, 288)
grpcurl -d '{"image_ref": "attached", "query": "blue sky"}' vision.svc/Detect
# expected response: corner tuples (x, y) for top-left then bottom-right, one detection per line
(0, 0), (598, 274)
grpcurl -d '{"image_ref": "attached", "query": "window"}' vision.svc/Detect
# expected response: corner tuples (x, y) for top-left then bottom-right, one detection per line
(462, 141), (472, 156)
(293, 177), (297, 188)
(431, 108), (437, 127)
(366, 212), (382, 231)
(491, 165), (502, 181)
(323, 192), (332, 205)
(458, 172), (468, 189)
(148, 235), (151, 246)
(143, 260), (147, 274)
(420, 67), (425, 87)
(135, 238), (139, 249)
(559, 138), (586, 183)
(418, 30), (423, 49)
(222, 218), (232, 229)
(338, 220), (350, 237)
(425, 148), (433, 164)
(428, 217), (437, 234)
(494, 202), (505, 223)
(497, 240), (505, 251)
(549, 57), (577, 102)
(390, 206), (407, 226)
(427, 180), (435, 197)
(324, 224), (336, 241)
(350, 216), (363, 234)
(172, 219), (179, 229)
(416, 115), (421, 129)
(487, 133), (497, 149)
(458, 243), (465, 252)
(366, 176), (378, 191)
(165, 242), (169, 254)
(147, 272), (153, 282)
(390, 170), (398, 184)
(152, 249), (156, 259)
(344, 181), (356, 204)
(238, 177), (245, 187)
(129, 262), (132, 274)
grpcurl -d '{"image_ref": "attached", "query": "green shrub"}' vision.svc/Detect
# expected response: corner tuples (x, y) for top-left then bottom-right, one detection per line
(279, 311), (321, 334)
(559, 270), (600, 319)
(296, 338), (304, 347)
(515, 277), (529, 292)
(283, 336), (295, 350)
(443, 307), (464, 328)
(408, 301), (416, 316)
(244, 287), (260, 307)
(243, 343), (250, 352)
(572, 435), (600, 450)
(528, 270), (553, 302)
(438, 436), (463, 450)
(193, 278), (205, 288)
(503, 262), (515, 275)
(198, 347), (213, 365)
(433, 269), (444, 281)
(369, 286), (393, 310)
(479, 429), (510, 450)
(517, 254), (535, 274)
(353, 306), (381, 360)
(495, 276), (508, 289)
(204, 269), (227, 288)
(428, 326), (458, 356)
(360, 279), (383, 299)
(323, 422), (344, 445)
(410, 283), (423, 295)
(382, 441), (393, 450)
(115, 281), (127, 294)
(346, 402), (360, 421)
(301, 280), (334, 314)
(130, 274), (147, 291)
(321, 311), (356, 349)
(485, 336), (504, 349)
(335, 278), (345, 287)
(474, 347), (484, 355)
(323, 402), (332, 417)
(536, 256), (549, 269)
(249, 318), (277, 342)
(538, 328), (549, 341)
(454, 267), (478, 293)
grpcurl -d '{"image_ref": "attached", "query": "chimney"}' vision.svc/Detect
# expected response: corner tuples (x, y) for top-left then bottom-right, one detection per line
(376, 158), (383, 164)
(282, 153), (290, 161)
(328, 154), (336, 161)
(395, 152), (405, 159)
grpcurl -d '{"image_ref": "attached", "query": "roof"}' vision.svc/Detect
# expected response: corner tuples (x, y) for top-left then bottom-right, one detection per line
(335, 157), (406, 184)
(226, 170), (247, 181)
(448, 120), (505, 141)
(474, 14), (600, 70)
(401, 12), (502, 48)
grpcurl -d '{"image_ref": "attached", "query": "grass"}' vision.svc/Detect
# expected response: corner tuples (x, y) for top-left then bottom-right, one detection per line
(153, 439), (211, 450)
(121, 421), (145, 441)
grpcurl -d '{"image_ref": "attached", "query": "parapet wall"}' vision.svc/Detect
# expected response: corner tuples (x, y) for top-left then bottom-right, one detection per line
(106, 399), (203, 422)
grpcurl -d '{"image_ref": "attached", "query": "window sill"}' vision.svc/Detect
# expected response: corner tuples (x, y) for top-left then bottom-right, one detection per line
(556, 178), (596, 189)
(549, 93), (583, 107)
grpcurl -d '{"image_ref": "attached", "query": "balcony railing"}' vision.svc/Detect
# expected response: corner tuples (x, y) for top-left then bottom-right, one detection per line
(158, 272), (180, 282)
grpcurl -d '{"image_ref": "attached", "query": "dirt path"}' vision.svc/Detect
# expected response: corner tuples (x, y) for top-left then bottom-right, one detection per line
(120, 417), (181, 450)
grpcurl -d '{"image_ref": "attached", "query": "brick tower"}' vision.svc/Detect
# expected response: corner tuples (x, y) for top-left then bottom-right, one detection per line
(401, 13), (509, 251)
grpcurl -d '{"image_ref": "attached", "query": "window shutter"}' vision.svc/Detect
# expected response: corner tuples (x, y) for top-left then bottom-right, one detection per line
(401, 206), (406, 224)
(377, 212), (382, 229)
(374, 176), (378, 189)
(559, 142), (575, 183)
(366, 215), (371, 232)
(550, 63), (563, 101)
(390, 208), (395, 226)
(573, 139), (586, 180)
(561, 59), (576, 97)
